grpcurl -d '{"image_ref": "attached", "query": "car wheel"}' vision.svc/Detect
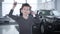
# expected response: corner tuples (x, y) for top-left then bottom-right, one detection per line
(41, 24), (44, 34)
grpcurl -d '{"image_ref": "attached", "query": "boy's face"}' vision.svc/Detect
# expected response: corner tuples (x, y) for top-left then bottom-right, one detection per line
(21, 6), (31, 15)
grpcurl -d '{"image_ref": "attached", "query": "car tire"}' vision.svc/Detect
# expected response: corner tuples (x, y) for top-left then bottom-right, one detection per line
(40, 24), (45, 34)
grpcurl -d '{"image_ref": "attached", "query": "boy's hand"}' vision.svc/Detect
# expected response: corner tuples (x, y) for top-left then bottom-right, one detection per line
(12, 2), (17, 9)
(13, 2), (17, 6)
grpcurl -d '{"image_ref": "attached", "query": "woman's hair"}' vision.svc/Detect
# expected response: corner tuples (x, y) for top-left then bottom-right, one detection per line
(20, 3), (31, 16)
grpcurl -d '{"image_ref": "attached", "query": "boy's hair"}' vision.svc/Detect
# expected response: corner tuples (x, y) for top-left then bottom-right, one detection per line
(21, 3), (31, 9)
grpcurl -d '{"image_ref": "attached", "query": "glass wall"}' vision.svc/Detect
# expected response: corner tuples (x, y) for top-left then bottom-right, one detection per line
(2, 0), (37, 16)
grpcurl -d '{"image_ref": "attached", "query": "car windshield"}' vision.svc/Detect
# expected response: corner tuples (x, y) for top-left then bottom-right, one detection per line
(39, 10), (54, 16)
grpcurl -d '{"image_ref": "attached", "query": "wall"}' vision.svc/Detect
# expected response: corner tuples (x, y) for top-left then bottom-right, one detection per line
(37, 0), (55, 10)
(55, 0), (60, 11)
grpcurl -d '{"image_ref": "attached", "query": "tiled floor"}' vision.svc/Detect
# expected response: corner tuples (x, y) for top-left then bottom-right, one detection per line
(0, 25), (19, 34)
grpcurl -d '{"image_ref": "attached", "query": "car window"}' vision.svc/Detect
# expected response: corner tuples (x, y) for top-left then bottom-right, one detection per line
(53, 11), (60, 16)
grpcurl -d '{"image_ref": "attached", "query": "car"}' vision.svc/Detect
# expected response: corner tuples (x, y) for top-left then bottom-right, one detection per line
(38, 10), (60, 34)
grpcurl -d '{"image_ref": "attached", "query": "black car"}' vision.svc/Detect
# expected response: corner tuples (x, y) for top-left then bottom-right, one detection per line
(38, 10), (60, 34)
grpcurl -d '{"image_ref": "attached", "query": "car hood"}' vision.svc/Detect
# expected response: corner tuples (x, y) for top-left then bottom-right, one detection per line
(46, 16), (60, 19)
